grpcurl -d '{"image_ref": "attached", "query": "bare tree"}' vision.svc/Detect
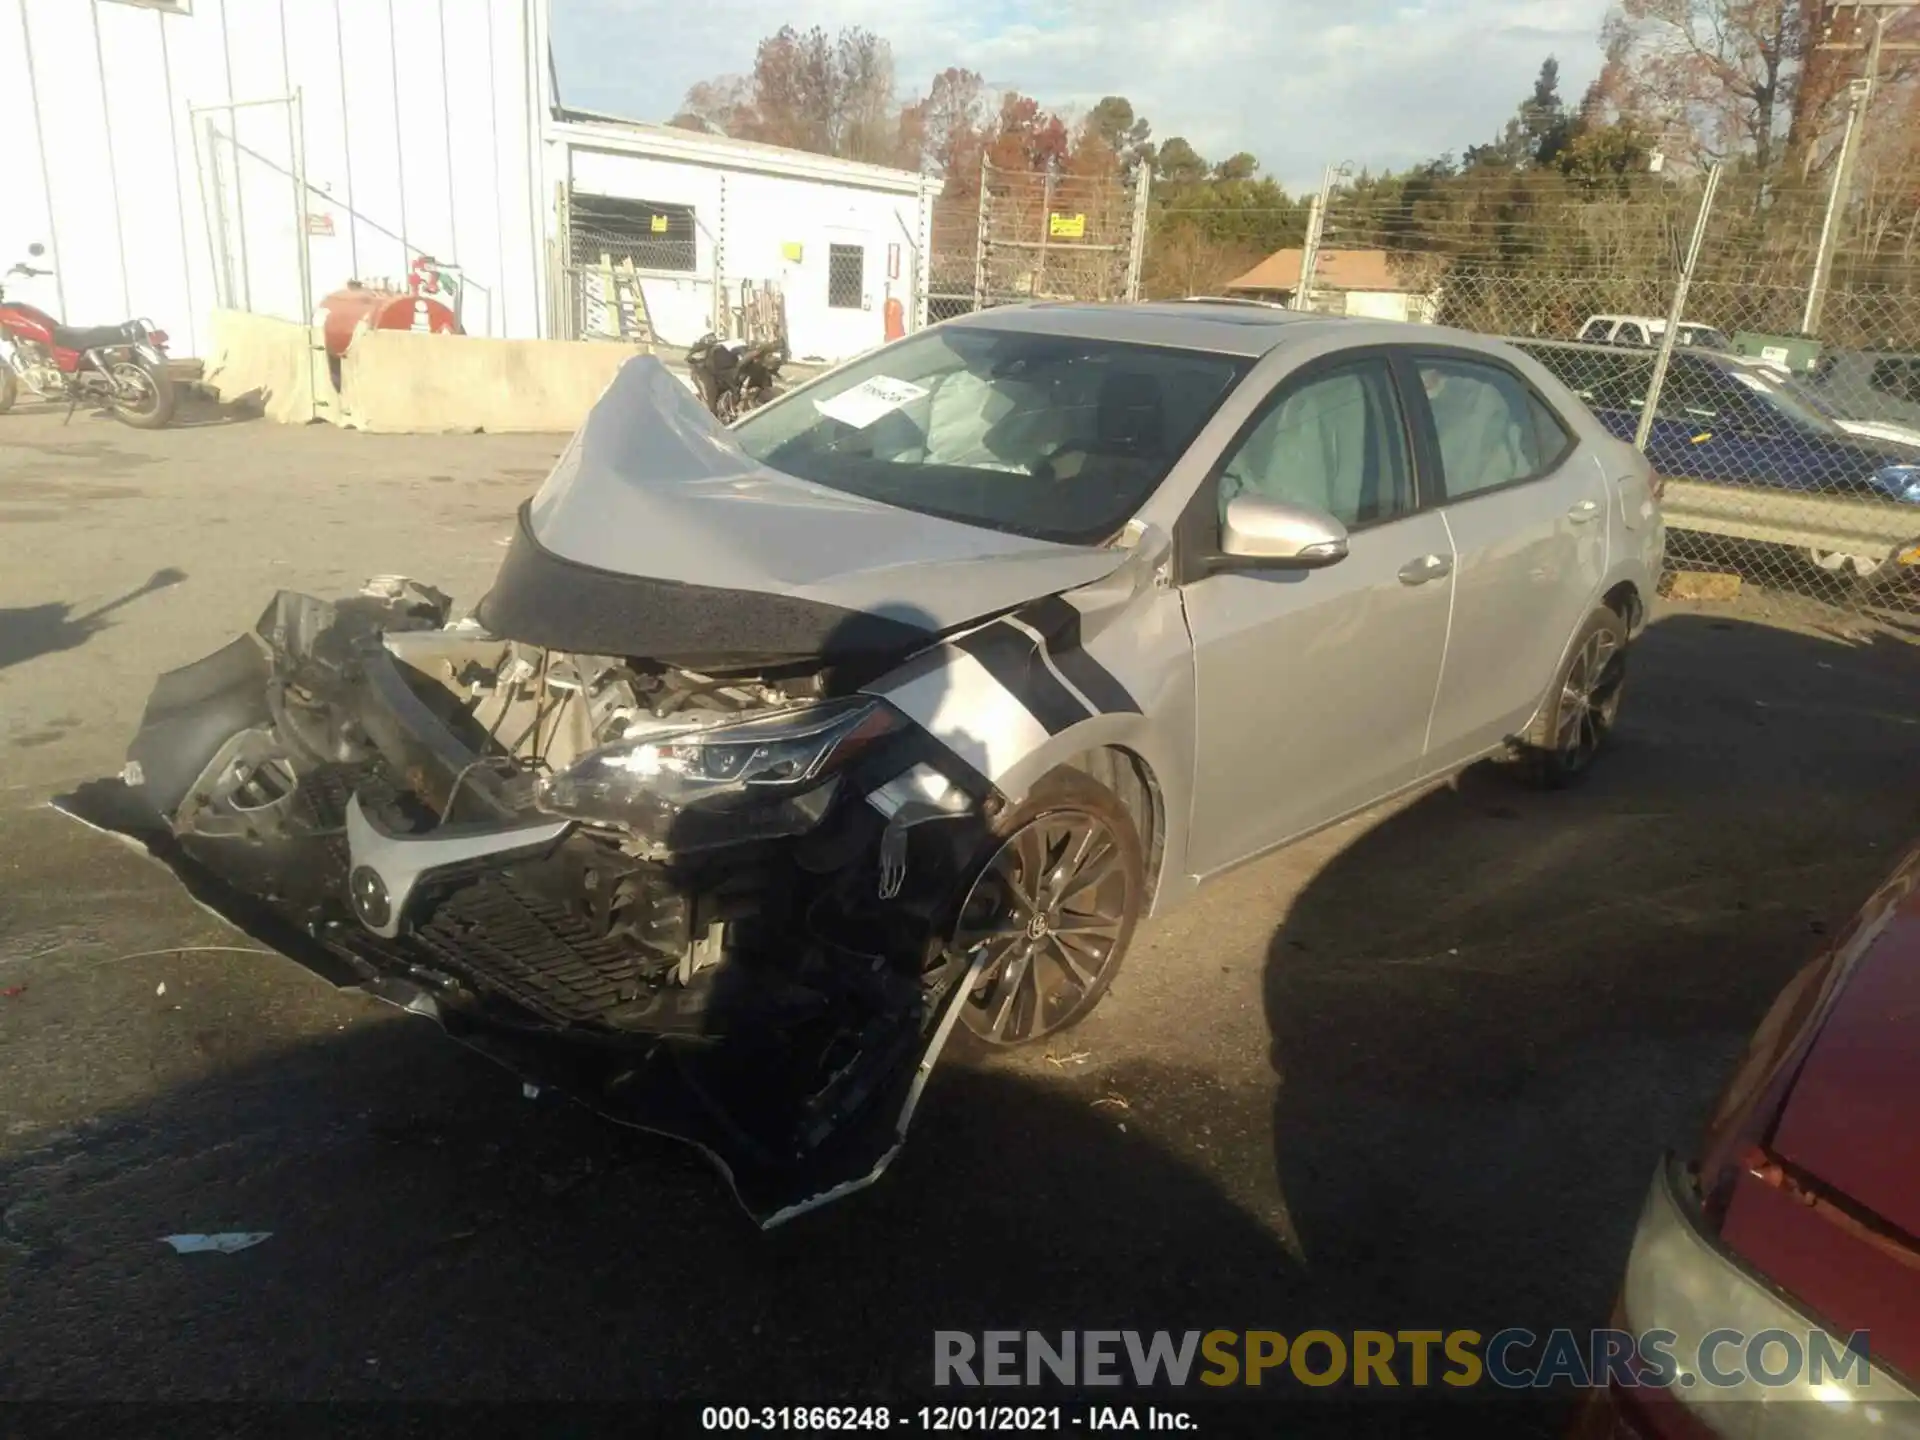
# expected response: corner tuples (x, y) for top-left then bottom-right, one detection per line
(833, 28), (898, 164)
(679, 26), (901, 162)
(674, 75), (754, 136)
(1598, 0), (1811, 171)
(899, 67), (991, 180)
(742, 26), (838, 152)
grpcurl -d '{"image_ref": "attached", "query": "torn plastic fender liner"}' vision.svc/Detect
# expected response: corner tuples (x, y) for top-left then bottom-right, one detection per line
(124, 634), (275, 822)
(122, 582), (457, 825)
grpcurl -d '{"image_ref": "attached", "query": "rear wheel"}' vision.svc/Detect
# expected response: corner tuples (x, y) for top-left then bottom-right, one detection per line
(945, 768), (1145, 1052)
(1515, 605), (1628, 788)
(108, 356), (175, 429)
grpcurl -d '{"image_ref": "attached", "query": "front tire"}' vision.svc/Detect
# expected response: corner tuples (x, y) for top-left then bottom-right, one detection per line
(1516, 605), (1628, 788)
(945, 768), (1146, 1052)
(0, 364), (16, 415)
(109, 356), (175, 429)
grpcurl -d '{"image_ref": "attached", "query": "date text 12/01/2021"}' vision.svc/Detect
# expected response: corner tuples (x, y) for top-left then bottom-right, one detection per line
(700, 1406), (1198, 1431)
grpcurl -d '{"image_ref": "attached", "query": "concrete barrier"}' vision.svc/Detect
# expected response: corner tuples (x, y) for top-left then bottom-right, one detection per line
(336, 330), (650, 433)
(199, 309), (331, 425)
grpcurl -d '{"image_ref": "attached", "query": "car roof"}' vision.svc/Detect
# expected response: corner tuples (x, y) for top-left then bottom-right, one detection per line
(937, 301), (1530, 362)
(1518, 337), (1728, 369)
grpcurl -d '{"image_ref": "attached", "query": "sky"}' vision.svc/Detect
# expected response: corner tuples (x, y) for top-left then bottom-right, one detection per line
(548, 0), (1607, 194)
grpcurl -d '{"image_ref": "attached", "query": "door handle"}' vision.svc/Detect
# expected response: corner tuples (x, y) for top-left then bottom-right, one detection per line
(1398, 554), (1452, 585)
(1568, 499), (1601, 524)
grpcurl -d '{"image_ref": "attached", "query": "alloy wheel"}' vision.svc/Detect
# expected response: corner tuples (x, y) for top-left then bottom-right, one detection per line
(107, 361), (160, 419)
(1555, 627), (1624, 774)
(953, 808), (1136, 1047)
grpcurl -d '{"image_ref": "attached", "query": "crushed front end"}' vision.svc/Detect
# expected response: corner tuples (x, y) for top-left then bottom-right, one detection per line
(57, 577), (999, 1226)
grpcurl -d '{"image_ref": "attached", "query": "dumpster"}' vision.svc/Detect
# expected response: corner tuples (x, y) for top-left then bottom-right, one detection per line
(1733, 331), (1823, 375)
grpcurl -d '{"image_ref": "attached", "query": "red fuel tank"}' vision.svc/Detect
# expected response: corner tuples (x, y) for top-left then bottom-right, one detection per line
(314, 284), (460, 358)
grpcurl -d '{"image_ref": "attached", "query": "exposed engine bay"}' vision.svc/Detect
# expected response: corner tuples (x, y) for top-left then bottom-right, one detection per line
(58, 577), (1009, 1226)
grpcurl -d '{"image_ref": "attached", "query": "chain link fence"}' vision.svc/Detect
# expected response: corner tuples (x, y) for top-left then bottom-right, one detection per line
(927, 159), (1150, 320)
(1192, 167), (1920, 619)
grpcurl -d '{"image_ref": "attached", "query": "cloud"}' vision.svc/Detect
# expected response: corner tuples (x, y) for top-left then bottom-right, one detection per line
(549, 0), (1605, 192)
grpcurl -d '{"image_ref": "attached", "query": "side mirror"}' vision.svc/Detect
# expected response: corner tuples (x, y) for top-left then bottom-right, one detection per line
(27, 242), (45, 257)
(1220, 495), (1349, 567)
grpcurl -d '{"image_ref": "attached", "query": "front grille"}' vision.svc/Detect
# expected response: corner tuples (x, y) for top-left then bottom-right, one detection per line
(406, 869), (672, 1027)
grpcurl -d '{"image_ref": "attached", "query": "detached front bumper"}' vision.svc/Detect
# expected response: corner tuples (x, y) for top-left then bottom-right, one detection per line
(54, 583), (990, 1227)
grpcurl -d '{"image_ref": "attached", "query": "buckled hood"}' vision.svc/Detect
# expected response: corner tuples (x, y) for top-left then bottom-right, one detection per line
(476, 358), (1129, 668)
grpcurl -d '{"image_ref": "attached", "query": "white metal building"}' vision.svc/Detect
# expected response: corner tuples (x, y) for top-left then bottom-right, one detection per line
(1, 0), (934, 365)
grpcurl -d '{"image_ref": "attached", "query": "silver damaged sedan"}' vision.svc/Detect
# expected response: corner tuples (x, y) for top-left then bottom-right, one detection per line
(60, 302), (1664, 1223)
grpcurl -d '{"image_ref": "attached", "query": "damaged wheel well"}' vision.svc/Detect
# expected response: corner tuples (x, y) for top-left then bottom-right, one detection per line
(1603, 580), (1642, 635)
(1061, 746), (1164, 906)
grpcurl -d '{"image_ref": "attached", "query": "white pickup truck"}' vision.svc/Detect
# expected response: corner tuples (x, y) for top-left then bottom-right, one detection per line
(1578, 314), (1733, 351)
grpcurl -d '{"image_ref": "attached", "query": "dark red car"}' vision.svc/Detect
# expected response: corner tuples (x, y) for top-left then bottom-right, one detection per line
(1577, 844), (1920, 1437)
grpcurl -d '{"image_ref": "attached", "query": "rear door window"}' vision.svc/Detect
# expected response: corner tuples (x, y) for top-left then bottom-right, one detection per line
(1415, 357), (1568, 499)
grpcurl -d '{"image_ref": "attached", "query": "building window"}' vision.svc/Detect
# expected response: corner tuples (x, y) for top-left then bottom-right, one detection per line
(828, 244), (864, 309)
(567, 192), (697, 274)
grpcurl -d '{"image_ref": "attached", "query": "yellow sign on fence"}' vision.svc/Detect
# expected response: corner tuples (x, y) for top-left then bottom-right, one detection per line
(1049, 213), (1087, 239)
(650, 214), (668, 233)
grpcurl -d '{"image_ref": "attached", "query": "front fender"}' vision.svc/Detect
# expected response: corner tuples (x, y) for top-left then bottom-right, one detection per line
(862, 555), (1199, 917)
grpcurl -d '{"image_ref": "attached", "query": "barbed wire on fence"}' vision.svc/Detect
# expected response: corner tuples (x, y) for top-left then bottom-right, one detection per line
(927, 158), (1148, 318)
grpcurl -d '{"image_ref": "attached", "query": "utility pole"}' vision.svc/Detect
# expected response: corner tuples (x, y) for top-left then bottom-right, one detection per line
(1637, 162), (1725, 451)
(1803, 0), (1920, 335)
(1293, 162), (1348, 312)
(1036, 162), (1055, 302)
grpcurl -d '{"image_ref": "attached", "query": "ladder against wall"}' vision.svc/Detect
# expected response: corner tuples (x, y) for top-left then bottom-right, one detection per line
(595, 254), (657, 346)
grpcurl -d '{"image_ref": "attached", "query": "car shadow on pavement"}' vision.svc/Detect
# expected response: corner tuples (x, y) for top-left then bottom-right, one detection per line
(0, 1009), (1474, 1433)
(0, 568), (186, 672)
(1264, 609), (1920, 1431)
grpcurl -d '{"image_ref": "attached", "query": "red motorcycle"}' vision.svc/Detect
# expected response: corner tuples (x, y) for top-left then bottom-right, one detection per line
(0, 244), (176, 428)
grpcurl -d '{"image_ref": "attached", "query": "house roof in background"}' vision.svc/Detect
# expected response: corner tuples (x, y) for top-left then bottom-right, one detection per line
(1226, 247), (1420, 294)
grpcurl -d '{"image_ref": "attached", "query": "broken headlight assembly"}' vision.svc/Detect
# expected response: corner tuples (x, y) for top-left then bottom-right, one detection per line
(534, 696), (905, 853)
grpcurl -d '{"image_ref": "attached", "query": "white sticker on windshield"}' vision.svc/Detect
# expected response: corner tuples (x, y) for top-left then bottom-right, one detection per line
(1728, 370), (1772, 394)
(814, 375), (930, 429)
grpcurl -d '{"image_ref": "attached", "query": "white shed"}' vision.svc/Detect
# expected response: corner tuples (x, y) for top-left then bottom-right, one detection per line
(1, 0), (933, 366)
(551, 109), (934, 362)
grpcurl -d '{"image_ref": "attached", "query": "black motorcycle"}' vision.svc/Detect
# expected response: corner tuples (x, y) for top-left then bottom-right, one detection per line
(685, 332), (788, 422)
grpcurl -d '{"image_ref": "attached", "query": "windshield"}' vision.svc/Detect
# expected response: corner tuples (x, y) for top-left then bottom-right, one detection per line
(731, 326), (1251, 545)
(1678, 325), (1732, 350)
(1725, 366), (1845, 437)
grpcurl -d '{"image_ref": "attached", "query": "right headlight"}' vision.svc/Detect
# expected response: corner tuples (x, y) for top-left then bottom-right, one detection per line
(534, 696), (903, 855)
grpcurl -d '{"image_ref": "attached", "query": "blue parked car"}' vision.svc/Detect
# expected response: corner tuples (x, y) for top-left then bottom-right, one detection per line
(1518, 341), (1920, 579)
(1518, 341), (1920, 505)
